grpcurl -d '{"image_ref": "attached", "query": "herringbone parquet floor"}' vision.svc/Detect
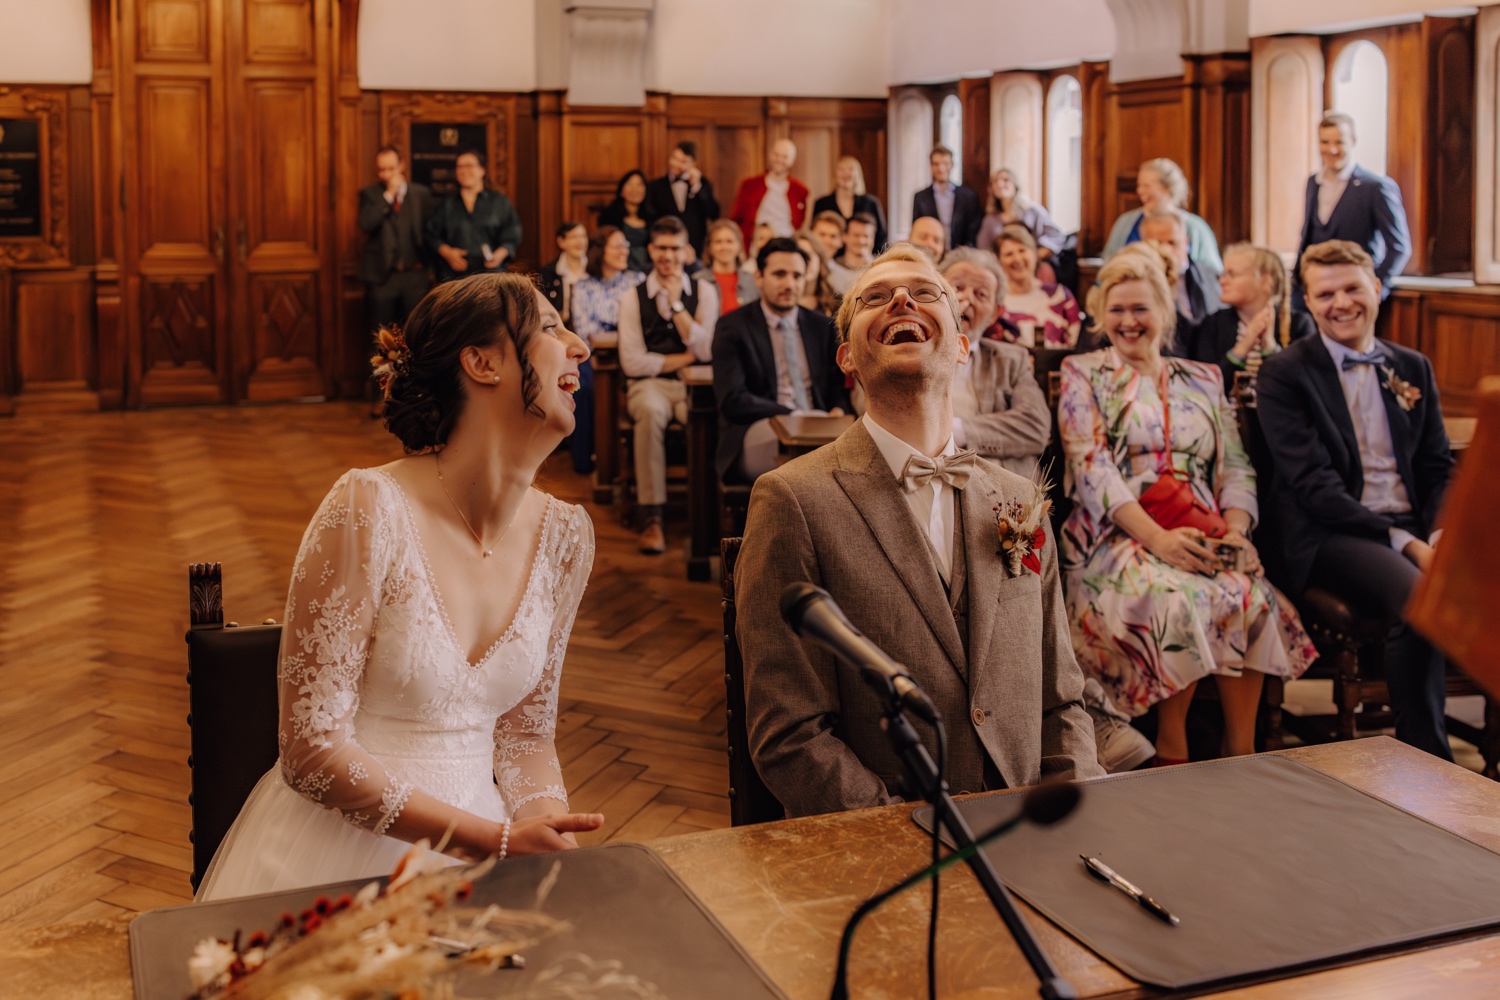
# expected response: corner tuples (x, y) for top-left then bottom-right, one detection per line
(0, 402), (729, 932)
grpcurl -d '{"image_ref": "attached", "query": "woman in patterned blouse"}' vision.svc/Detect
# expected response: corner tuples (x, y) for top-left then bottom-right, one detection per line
(567, 227), (646, 474)
(993, 224), (1082, 349)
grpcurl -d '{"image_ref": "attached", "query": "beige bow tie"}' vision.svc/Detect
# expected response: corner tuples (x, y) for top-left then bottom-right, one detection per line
(900, 449), (977, 492)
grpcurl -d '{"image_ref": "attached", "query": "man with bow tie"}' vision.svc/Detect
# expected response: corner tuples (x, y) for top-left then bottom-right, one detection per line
(734, 244), (1102, 818)
(1258, 240), (1455, 760)
(644, 141), (719, 261)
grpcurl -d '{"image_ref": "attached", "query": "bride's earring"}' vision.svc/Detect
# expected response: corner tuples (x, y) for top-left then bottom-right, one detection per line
(491, 375), (500, 383)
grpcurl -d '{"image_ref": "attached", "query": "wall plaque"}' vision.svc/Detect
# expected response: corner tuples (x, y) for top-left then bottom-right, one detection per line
(409, 122), (487, 198)
(0, 117), (42, 238)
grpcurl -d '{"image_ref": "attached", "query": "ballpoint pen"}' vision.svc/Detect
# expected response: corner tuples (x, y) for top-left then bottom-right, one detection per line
(1080, 855), (1181, 926)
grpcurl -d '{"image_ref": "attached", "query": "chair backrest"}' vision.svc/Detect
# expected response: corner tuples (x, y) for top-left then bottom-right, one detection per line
(185, 563), (281, 890)
(720, 538), (784, 826)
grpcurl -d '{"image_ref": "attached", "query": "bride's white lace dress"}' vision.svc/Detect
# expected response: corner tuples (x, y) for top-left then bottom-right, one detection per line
(196, 468), (593, 902)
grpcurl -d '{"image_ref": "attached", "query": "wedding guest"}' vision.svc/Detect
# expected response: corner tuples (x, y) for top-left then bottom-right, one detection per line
(645, 140), (719, 259)
(1294, 111), (1411, 304)
(975, 167), (1066, 260)
(1258, 240), (1453, 760)
(994, 225), (1082, 349)
(811, 210), (846, 260)
(1059, 250), (1316, 764)
(616, 217), (720, 554)
(425, 149), (522, 283)
(1185, 242), (1314, 391)
(913, 145), (981, 248)
(730, 138), (809, 245)
(537, 221), (587, 324)
(736, 244), (1103, 817)
(598, 170), (657, 273)
(812, 155), (888, 250)
(1103, 158), (1222, 275)
(704, 218), (759, 314)
(909, 216), (947, 261)
(712, 238), (848, 484)
(795, 231), (841, 317)
(1139, 209), (1220, 329)
(359, 146), (435, 335)
(570, 227), (647, 474)
(196, 274), (605, 900)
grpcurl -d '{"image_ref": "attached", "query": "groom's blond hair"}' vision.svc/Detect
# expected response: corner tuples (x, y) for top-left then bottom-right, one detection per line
(834, 243), (963, 344)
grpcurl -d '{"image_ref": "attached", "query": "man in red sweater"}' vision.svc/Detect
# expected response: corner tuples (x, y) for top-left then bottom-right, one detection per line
(730, 138), (809, 248)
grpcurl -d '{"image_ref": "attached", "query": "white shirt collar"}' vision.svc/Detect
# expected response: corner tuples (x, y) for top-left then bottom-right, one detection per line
(862, 413), (957, 486)
(762, 301), (798, 331)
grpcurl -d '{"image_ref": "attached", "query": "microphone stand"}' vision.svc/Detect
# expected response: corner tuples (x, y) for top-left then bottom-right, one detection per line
(874, 674), (1078, 1000)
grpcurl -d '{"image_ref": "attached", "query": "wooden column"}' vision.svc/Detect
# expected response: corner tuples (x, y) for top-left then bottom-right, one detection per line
(1188, 53), (1251, 247)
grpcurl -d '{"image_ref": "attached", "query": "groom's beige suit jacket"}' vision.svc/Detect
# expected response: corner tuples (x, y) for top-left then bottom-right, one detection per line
(736, 420), (1102, 817)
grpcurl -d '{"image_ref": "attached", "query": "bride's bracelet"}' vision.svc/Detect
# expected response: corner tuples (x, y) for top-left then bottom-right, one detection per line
(498, 819), (511, 861)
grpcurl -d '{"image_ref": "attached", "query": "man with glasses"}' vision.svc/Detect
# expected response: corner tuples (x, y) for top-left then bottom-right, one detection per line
(616, 217), (721, 554)
(734, 244), (1102, 818)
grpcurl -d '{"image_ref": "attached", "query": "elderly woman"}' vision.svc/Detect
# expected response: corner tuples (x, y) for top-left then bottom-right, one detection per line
(975, 167), (1066, 260)
(1059, 251), (1315, 764)
(994, 225), (1082, 349)
(1103, 158), (1222, 275)
(1185, 242), (1315, 390)
(812, 155), (888, 251)
(568, 226), (646, 474)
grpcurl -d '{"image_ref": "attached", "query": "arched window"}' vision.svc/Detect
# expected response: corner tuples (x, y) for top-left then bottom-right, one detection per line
(1331, 40), (1389, 176)
(1045, 75), (1083, 235)
(940, 93), (964, 186)
(890, 91), (935, 240)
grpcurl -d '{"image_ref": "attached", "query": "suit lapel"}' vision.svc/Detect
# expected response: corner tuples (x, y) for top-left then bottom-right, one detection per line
(1308, 339), (1364, 483)
(831, 425), (968, 678)
(748, 308), (777, 397)
(1376, 353), (1419, 501)
(960, 469), (1005, 671)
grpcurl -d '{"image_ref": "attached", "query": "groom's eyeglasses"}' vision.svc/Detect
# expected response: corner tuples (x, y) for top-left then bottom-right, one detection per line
(854, 282), (947, 310)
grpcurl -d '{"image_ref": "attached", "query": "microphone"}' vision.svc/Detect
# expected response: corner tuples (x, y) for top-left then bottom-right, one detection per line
(779, 582), (940, 725)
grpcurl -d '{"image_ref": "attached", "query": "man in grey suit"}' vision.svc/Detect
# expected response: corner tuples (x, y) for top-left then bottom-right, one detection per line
(736, 244), (1103, 818)
(359, 146), (435, 332)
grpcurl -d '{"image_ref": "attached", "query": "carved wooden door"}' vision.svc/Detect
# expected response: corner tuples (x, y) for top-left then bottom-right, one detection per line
(121, 0), (334, 405)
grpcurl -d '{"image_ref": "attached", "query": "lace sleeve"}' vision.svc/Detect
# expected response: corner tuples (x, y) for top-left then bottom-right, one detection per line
(493, 505), (594, 817)
(276, 471), (413, 836)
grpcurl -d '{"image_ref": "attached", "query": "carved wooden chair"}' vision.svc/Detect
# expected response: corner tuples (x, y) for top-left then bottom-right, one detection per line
(720, 537), (784, 825)
(185, 563), (282, 890)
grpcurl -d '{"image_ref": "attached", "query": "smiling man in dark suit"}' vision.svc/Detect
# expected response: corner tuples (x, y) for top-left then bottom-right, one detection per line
(912, 145), (981, 249)
(711, 237), (848, 483)
(1294, 111), (1411, 304)
(644, 141), (719, 260)
(358, 146), (436, 332)
(1257, 240), (1453, 760)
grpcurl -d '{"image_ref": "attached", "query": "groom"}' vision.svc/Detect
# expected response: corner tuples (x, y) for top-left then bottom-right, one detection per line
(735, 244), (1102, 818)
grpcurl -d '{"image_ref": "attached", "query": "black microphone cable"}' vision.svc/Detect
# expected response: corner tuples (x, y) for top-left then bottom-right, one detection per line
(926, 716), (946, 1000)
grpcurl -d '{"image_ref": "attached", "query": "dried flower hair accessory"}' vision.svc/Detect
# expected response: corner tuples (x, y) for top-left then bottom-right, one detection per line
(372, 329), (412, 390)
(995, 473), (1054, 577)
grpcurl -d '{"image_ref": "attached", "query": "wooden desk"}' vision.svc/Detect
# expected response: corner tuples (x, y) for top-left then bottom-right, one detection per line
(589, 333), (619, 505)
(769, 413), (854, 458)
(26, 740), (1500, 999)
(1447, 416), (1477, 452)
(682, 364), (718, 582)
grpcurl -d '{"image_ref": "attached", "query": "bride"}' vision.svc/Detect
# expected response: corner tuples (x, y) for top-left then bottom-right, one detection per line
(197, 273), (605, 901)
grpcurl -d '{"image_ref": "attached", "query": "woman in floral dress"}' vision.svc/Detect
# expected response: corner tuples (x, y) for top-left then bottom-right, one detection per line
(1058, 250), (1316, 764)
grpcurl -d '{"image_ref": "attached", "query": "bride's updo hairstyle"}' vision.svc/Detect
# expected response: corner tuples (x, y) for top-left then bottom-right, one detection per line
(371, 273), (543, 453)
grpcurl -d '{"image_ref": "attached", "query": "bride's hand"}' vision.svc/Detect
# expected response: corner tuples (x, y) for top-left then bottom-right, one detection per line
(505, 812), (604, 855)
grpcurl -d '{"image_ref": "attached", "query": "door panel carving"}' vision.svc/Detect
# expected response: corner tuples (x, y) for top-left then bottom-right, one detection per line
(142, 277), (217, 374)
(244, 81), (318, 251)
(139, 0), (210, 62)
(244, 0), (315, 63)
(137, 80), (215, 254)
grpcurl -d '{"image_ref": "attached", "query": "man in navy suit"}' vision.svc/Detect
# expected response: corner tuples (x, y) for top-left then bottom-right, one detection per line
(1257, 240), (1453, 760)
(912, 146), (981, 250)
(712, 238), (849, 482)
(1295, 112), (1411, 304)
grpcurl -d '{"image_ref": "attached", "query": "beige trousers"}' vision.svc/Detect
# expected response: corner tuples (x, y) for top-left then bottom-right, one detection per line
(626, 377), (689, 507)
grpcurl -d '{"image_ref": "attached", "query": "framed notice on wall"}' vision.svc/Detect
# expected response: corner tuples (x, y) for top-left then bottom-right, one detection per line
(409, 122), (487, 199)
(0, 117), (43, 239)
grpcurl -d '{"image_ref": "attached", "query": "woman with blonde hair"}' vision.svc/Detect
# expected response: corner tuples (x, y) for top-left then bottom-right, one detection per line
(813, 155), (887, 251)
(1185, 243), (1315, 389)
(975, 167), (1067, 259)
(1103, 157), (1222, 274)
(1059, 250), (1315, 765)
(794, 230), (841, 316)
(704, 217), (759, 313)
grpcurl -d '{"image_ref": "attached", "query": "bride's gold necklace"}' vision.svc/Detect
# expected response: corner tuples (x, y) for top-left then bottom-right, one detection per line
(435, 451), (519, 558)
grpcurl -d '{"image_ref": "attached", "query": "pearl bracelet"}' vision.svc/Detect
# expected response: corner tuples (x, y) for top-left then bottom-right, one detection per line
(498, 819), (511, 861)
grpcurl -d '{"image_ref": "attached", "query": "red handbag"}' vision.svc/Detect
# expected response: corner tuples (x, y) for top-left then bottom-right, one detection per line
(1136, 368), (1228, 538)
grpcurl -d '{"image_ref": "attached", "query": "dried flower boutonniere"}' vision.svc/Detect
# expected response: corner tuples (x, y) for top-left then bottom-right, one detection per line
(995, 474), (1054, 577)
(1381, 364), (1422, 412)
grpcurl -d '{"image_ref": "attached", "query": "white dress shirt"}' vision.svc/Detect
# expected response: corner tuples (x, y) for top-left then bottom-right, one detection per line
(761, 302), (814, 410)
(1316, 161), (1356, 225)
(863, 414), (959, 584)
(756, 175), (795, 236)
(1318, 334), (1421, 554)
(615, 272), (720, 378)
(931, 182), (956, 248)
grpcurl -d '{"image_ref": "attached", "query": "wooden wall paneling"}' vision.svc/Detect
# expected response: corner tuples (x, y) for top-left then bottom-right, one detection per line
(227, 0), (334, 402)
(1102, 75), (1191, 236)
(1425, 15), (1476, 275)
(120, 0), (231, 406)
(1188, 53), (1251, 247)
(989, 73), (1043, 204)
(1250, 36), (1322, 254)
(959, 77), (990, 204)
(837, 101), (888, 209)
(664, 95), (765, 217)
(1078, 61), (1109, 256)
(562, 105), (649, 234)
(1419, 289), (1500, 416)
(13, 272), (96, 409)
(0, 268), (10, 413)
(1477, 7), (1500, 283)
(333, 0), (373, 397)
(92, 0), (125, 409)
(782, 98), (844, 200)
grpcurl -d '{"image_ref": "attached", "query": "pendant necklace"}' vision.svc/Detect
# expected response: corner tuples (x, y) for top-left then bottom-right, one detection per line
(435, 451), (518, 558)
